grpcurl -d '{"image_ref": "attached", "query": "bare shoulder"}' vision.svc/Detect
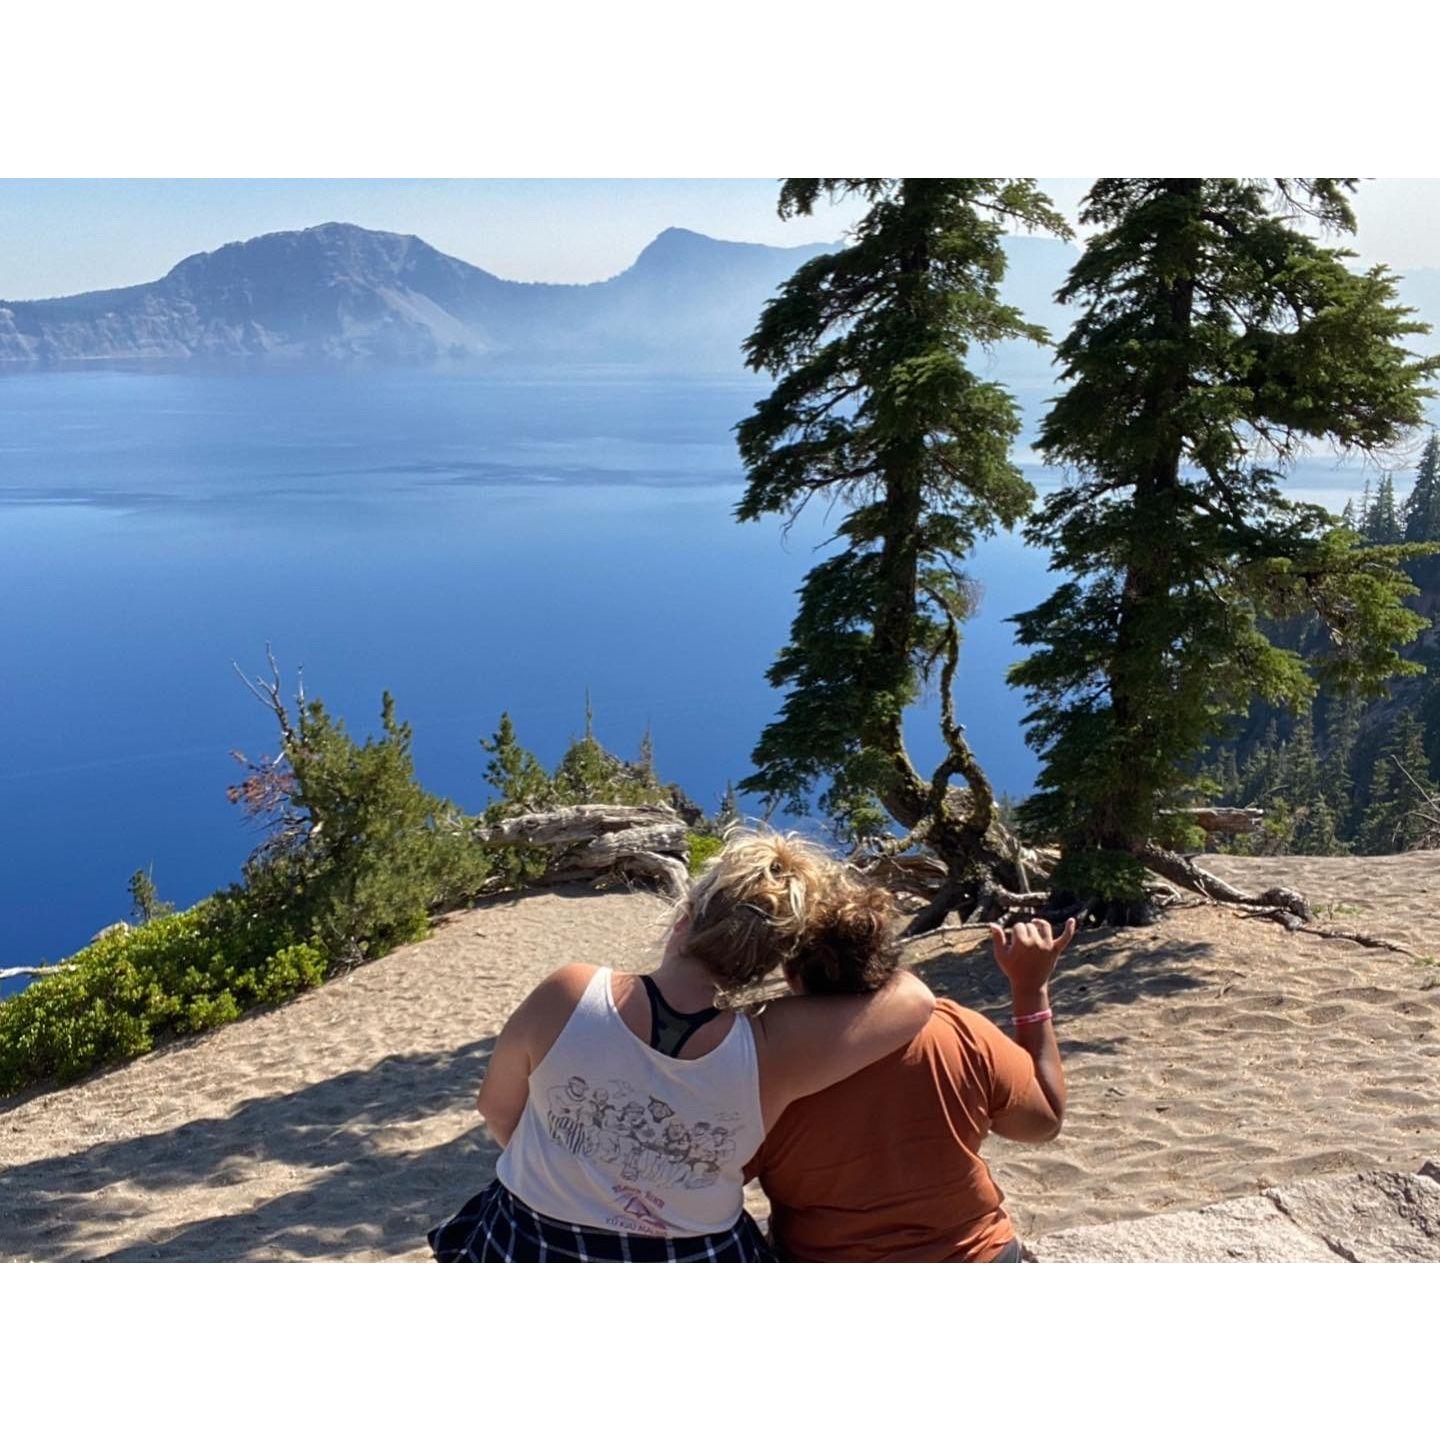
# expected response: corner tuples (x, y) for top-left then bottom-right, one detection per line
(507, 963), (599, 1033)
(537, 962), (601, 999)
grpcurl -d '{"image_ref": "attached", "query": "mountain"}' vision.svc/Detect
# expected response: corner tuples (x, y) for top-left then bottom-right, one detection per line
(0, 221), (1091, 378)
(0, 223), (839, 373)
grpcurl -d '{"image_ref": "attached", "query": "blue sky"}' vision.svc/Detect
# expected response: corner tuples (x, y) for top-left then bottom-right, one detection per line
(3, 179), (1439, 301)
(0, 180), (874, 300)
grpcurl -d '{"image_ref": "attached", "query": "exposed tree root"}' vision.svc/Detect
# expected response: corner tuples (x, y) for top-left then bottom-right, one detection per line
(1235, 909), (1421, 959)
(1138, 845), (1312, 919)
(889, 844), (1414, 959)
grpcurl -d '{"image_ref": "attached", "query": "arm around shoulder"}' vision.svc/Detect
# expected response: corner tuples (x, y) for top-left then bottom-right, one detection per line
(753, 968), (935, 1123)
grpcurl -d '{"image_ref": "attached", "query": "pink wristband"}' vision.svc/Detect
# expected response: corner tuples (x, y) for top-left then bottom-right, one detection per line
(1013, 1008), (1053, 1027)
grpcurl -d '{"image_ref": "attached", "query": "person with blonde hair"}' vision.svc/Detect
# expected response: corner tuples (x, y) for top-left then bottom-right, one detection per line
(428, 829), (934, 1262)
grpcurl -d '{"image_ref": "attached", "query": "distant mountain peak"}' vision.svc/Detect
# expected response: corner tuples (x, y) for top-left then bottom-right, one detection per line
(0, 220), (1076, 375)
(630, 225), (823, 272)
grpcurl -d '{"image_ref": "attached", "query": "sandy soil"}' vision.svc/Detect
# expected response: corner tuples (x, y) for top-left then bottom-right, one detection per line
(2, 856), (1437, 1261)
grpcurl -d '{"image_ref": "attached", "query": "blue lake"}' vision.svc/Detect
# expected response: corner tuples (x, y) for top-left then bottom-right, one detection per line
(0, 371), (1375, 974)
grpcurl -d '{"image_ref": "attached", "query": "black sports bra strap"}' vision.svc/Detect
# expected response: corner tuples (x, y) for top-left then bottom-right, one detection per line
(640, 974), (721, 1058)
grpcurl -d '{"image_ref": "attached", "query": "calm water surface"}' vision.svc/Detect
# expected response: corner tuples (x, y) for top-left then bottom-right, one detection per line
(0, 371), (1371, 973)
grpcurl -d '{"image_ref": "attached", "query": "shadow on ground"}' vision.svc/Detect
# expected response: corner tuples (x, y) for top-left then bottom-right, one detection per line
(0, 1036), (502, 1262)
(918, 929), (1214, 1043)
(3, 924), (1221, 1261)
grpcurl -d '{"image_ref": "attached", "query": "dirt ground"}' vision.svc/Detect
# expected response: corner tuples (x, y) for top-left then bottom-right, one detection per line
(2, 855), (1437, 1260)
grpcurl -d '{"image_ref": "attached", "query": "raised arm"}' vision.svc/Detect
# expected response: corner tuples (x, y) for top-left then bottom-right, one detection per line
(987, 918), (1072, 1143)
(751, 968), (935, 1127)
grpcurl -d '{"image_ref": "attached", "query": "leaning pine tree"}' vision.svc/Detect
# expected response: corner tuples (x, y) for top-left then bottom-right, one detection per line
(736, 179), (1071, 929)
(1011, 179), (1438, 923)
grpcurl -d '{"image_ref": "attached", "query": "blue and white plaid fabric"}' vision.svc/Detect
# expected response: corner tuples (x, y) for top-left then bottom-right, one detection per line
(429, 1179), (775, 1263)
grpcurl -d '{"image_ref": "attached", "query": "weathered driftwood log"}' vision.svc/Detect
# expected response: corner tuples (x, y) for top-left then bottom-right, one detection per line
(476, 803), (689, 898)
(0, 965), (75, 982)
(1164, 806), (1265, 836)
(856, 852), (949, 895)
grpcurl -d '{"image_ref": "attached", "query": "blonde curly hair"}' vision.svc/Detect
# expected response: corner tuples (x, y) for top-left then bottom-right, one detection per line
(674, 826), (839, 991)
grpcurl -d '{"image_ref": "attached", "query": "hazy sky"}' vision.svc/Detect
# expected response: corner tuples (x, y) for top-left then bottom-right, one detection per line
(3, 178), (1439, 301)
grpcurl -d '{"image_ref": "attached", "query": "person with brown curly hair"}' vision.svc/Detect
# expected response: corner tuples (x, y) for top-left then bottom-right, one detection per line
(743, 877), (1073, 1262)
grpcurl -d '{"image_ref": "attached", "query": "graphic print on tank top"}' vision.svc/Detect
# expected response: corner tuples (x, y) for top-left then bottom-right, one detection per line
(544, 1075), (743, 1194)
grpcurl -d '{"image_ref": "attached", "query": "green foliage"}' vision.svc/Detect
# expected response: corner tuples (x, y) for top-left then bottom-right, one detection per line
(240, 691), (490, 961)
(479, 712), (557, 887)
(0, 898), (325, 1095)
(1195, 434), (1440, 858)
(735, 178), (1071, 846)
(1356, 713), (1435, 853)
(1404, 433), (1440, 543)
(1048, 849), (1152, 904)
(686, 832), (724, 874)
(127, 865), (174, 924)
(481, 711), (556, 817)
(1365, 473), (1404, 544)
(1010, 179), (1439, 879)
(482, 707), (675, 816)
(479, 706), (686, 887)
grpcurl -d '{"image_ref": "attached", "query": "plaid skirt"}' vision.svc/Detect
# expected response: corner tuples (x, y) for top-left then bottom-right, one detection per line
(428, 1179), (776, 1263)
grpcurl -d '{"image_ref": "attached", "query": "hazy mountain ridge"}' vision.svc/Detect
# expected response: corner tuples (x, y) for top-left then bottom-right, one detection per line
(0, 222), (1087, 376)
(4, 221), (1435, 381)
(0, 223), (839, 372)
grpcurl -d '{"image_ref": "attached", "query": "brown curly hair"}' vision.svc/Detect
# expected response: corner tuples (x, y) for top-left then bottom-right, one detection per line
(783, 875), (902, 995)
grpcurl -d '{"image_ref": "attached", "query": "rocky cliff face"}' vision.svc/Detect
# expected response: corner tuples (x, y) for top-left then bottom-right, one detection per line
(0, 222), (836, 371)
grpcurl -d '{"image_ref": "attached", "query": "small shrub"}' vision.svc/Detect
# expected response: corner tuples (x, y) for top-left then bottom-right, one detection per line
(1049, 849), (1151, 904)
(0, 900), (326, 1096)
(687, 832), (724, 874)
(234, 688), (491, 960)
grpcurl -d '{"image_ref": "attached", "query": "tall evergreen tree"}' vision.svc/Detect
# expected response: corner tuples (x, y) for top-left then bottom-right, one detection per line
(1325, 691), (1365, 829)
(1403, 432), (1440, 542)
(1357, 712), (1435, 852)
(737, 179), (1071, 921)
(1365, 473), (1403, 544)
(1010, 179), (1436, 917)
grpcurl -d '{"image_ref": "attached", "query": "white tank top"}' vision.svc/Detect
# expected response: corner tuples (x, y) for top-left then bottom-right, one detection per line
(496, 967), (764, 1238)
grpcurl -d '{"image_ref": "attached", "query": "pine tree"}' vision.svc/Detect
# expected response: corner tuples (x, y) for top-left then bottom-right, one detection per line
(1365, 473), (1403, 544)
(1324, 691), (1365, 833)
(1009, 179), (1436, 914)
(1403, 432), (1440, 542)
(1339, 498), (1357, 530)
(127, 864), (174, 924)
(737, 179), (1071, 918)
(715, 780), (740, 830)
(1287, 708), (1322, 813)
(1301, 792), (1349, 854)
(481, 712), (555, 817)
(1357, 712), (1435, 852)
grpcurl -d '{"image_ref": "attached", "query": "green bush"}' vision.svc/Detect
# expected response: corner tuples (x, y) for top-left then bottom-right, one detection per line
(0, 899), (326, 1096)
(687, 832), (724, 874)
(238, 690), (491, 960)
(1048, 848), (1152, 904)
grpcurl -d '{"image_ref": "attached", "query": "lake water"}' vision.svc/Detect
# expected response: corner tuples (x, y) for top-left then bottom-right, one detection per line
(0, 371), (1374, 976)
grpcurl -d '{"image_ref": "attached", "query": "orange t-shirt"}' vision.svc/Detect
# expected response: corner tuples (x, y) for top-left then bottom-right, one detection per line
(745, 999), (1035, 1262)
